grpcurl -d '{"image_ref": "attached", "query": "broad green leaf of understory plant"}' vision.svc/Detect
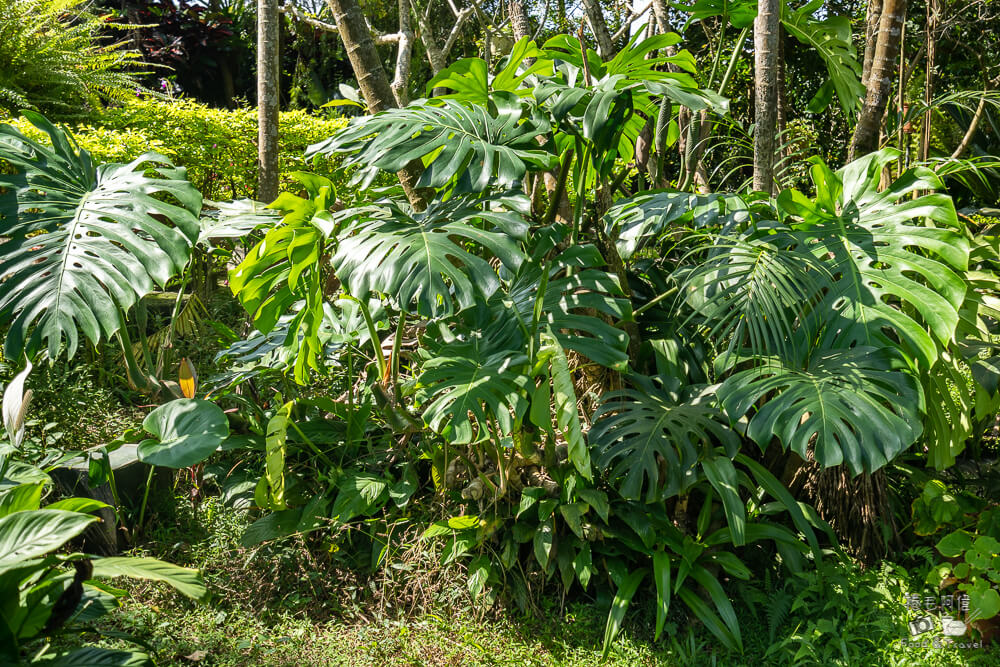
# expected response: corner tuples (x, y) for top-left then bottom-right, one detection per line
(426, 37), (553, 101)
(781, 0), (864, 118)
(504, 245), (631, 370)
(606, 190), (756, 260)
(0, 112), (201, 360)
(331, 472), (388, 523)
(309, 93), (556, 193)
(602, 568), (647, 658)
(540, 330), (590, 480)
(137, 398), (230, 469)
(197, 198), (281, 244)
(262, 402), (292, 511)
(90, 557), (207, 601)
(228, 174), (335, 383)
(681, 230), (830, 364)
(330, 197), (526, 318)
(590, 375), (739, 502)
(416, 340), (531, 444)
(780, 150), (969, 368)
(718, 347), (922, 475)
(0, 509), (96, 566)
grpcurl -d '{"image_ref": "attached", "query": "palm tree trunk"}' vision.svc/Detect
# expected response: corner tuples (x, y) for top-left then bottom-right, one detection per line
(850, 0), (905, 161)
(326, 0), (429, 209)
(257, 0), (280, 202)
(753, 0), (780, 193)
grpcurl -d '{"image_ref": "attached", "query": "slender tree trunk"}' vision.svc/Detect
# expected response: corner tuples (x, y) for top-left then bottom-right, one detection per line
(776, 27), (789, 187)
(651, 0), (670, 33)
(753, 0), (780, 193)
(861, 0), (882, 89)
(508, 0), (531, 40)
(257, 0), (280, 202)
(326, 0), (429, 209)
(581, 0), (615, 58)
(410, 0), (447, 73)
(850, 0), (905, 161)
(392, 0), (414, 105)
(921, 0), (939, 161)
(951, 95), (987, 159)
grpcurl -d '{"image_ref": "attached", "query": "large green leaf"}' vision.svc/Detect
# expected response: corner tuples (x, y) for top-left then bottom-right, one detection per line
(90, 557), (206, 601)
(416, 341), (531, 444)
(681, 231), (830, 363)
(263, 402), (292, 511)
(310, 93), (556, 193)
(0, 112), (201, 359)
(197, 198), (280, 244)
(544, 331), (590, 480)
(605, 190), (755, 260)
(780, 0), (864, 118)
(331, 472), (389, 522)
(137, 398), (229, 469)
(330, 197), (526, 318)
(426, 37), (553, 101)
(0, 509), (96, 566)
(228, 175), (335, 383)
(590, 375), (739, 501)
(504, 245), (631, 369)
(601, 567), (647, 659)
(779, 151), (969, 367)
(718, 347), (923, 474)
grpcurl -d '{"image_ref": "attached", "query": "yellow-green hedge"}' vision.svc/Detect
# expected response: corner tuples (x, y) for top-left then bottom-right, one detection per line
(5, 97), (348, 200)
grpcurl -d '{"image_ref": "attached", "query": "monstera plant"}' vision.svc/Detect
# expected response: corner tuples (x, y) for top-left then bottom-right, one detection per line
(0, 112), (202, 389)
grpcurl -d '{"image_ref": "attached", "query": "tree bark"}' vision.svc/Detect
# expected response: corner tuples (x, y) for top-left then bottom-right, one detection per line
(581, 0), (615, 58)
(861, 0), (883, 90)
(776, 27), (789, 179)
(257, 0), (280, 203)
(326, 0), (429, 209)
(921, 0), (939, 161)
(753, 0), (780, 193)
(850, 0), (905, 161)
(508, 0), (531, 40)
(392, 0), (414, 105)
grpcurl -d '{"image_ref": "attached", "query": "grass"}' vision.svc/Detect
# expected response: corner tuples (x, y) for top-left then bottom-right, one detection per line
(65, 492), (1000, 667)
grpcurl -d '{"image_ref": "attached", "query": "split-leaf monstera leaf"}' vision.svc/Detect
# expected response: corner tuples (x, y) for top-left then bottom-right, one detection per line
(0, 112), (202, 360)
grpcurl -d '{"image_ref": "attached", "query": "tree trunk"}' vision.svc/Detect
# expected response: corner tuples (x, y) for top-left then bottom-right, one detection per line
(391, 0), (414, 105)
(326, 0), (429, 209)
(257, 0), (280, 203)
(861, 0), (882, 90)
(776, 27), (789, 187)
(850, 0), (905, 161)
(508, 0), (531, 40)
(921, 0), (939, 161)
(581, 0), (615, 58)
(753, 0), (780, 194)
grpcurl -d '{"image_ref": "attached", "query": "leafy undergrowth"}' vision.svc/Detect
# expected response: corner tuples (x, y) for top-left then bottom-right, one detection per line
(72, 495), (1000, 666)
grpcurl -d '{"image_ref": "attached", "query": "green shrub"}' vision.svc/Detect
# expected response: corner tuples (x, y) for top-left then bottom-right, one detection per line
(5, 97), (348, 200)
(0, 0), (144, 119)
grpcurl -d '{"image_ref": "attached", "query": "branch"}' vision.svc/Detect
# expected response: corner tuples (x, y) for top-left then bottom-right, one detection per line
(443, 7), (475, 56)
(282, 3), (401, 44)
(610, 2), (652, 42)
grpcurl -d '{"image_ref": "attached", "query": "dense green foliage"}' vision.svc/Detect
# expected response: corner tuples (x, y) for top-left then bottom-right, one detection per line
(4, 97), (347, 199)
(4, 0), (1000, 664)
(0, 0), (143, 118)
